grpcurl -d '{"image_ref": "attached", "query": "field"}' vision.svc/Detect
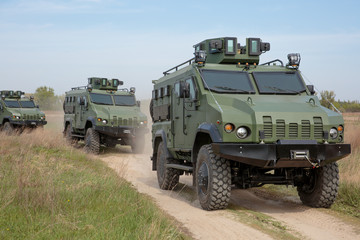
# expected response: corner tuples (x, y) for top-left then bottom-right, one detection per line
(0, 129), (187, 239)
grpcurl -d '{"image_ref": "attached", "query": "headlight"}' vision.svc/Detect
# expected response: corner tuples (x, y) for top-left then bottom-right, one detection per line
(97, 118), (108, 124)
(236, 127), (249, 139)
(329, 128), (338, 139)
(140, 120), (148, 125)
(12, 115), (20, 120)
(40, 116), (46, 120)
(224, 123), (235, 133)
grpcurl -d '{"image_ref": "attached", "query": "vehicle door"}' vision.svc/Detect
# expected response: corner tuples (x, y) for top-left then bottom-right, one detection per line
(183, 77), (198, 149)
(172, 81), (185, 147)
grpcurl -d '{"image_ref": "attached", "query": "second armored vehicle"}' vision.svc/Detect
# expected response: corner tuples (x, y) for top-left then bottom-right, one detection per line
(64, 77), (148, 154)
(0, 90), (47, 134)
(150, 37), (351, 210)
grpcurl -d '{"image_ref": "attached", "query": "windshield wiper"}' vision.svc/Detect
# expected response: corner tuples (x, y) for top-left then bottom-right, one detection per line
(265, 86), (303, 94)
(214, 86), (251, 93)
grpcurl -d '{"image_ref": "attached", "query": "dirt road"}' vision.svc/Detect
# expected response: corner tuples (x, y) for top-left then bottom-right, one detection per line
(101, 147), (360, 240)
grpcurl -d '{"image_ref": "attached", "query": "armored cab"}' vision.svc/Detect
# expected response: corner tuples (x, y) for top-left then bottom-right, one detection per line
(0, 90), (47, 134)
(150, 37), (351, 210)
(63, 77), (148, 154)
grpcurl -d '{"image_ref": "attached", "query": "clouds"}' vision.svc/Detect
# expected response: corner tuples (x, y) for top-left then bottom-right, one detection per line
(0, 0), (359, 100)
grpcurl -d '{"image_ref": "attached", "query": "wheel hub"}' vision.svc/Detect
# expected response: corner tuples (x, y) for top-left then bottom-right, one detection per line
(198, 162), (209, 195)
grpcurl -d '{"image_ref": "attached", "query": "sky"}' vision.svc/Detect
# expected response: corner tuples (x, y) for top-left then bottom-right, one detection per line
(0, 0), (360, 101)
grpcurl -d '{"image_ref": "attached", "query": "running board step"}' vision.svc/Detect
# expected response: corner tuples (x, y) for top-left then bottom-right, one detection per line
(166, 164), (193, 172)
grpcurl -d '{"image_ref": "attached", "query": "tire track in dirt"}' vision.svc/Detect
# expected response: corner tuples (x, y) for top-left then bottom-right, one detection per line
(101, 147), (360, 240)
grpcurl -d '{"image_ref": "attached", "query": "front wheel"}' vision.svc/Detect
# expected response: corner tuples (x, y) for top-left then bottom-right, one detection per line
(297, 162), (339, 208)
(3, 122), (15, 135)
(196, 144), (231, 210)
(84, 128), (100, 154)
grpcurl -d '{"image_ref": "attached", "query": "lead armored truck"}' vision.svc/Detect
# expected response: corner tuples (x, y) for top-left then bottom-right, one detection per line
(150, 37), (351, 210)
(64, 78), (148, 154)
(0, 90), (47, 134)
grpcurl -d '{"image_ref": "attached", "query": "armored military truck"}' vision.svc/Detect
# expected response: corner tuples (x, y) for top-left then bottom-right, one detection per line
(150, 37), (351, 210)
(0, 90), (47, 134)
(63, 77), (148, 154)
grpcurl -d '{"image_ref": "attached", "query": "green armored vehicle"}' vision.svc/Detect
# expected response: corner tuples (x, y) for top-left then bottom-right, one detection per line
(0, 90), (47, 134)
(63, 77), (148, 154)
(150, 37), (351, 210)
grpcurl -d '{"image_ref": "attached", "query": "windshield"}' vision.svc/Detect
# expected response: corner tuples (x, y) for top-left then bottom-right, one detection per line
(201, 70), (255, 93)
(19, 101), (36, 108)
(4, 100), (20, 108)
(113, 95), (136, 106)
(89, 93), (113, 105)
(253, 72), (306, 94)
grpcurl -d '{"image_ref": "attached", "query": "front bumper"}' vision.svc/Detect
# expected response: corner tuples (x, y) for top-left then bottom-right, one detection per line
(10, 120), (47, 127)
(212, 142), (351, 168)
(94, 125), (148, 138)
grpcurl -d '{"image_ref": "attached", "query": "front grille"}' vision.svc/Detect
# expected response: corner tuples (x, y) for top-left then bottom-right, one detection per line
(263, 116), (273, 138)
(314, 117), (323, 138)
(276, 120), (285, 137)
(289, 123), (298, 138)
(301, 120), (311, 138)
(262, 116), (324, 140)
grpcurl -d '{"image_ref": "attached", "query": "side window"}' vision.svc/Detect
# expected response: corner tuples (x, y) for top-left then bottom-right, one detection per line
(185, 78), (196, 100)
(174, 82), (180, 98)
(83, 96), (87, 107)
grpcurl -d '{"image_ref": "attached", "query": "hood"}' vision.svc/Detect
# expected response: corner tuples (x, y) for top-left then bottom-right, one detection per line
(209, 94), (343, 143)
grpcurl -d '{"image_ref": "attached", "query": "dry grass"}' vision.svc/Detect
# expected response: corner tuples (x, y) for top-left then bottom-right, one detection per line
(340, 113), (360, 186)
(0, 130), (187, 239)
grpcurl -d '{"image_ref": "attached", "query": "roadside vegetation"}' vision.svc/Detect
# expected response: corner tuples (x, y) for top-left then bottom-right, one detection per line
(334, 113), (360, 218)
(0, 130), (187, 240)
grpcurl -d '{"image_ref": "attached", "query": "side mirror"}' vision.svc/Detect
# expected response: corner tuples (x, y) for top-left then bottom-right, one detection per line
(137, 101), (141, 107)
(307, 85), (315, 95)
(79, 98), (85, 105)
(36, 105), (39, 108)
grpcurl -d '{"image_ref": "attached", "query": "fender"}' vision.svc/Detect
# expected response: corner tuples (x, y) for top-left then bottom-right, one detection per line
(196, 122), (223, 143)
(86, 116), (97, 128)
(152, 129), (173, 171)
(64, 118), (73, 132)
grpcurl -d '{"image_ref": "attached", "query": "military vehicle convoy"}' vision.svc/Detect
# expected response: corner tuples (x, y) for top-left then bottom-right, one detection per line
(63, 77), (148, 154)
(0, 90), (47, 134)
(150, 37), (351, 210)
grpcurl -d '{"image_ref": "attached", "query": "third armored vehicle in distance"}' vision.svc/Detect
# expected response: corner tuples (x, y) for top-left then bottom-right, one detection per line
(64, 77), (148, 154)
(0, 90), (47, 134)
(150, 37), (351, 210)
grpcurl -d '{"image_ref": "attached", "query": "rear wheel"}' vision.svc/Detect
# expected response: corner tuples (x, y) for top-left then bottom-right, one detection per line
(156, 142), (179, 190)
(84, 128), (100, 154)
(297, 162), (339, 208)
(196, 144), (231, 210)
(3, 122), (15, 135)
(65, 124), (78, 145)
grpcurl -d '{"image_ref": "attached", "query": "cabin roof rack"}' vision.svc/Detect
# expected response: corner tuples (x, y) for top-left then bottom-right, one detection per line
(260, 59), (284, 67)
(163, 57), (195, 76)
(71, 86), (87, 91)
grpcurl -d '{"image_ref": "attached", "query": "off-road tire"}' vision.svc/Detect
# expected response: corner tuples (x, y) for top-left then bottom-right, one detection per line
(65, 124), (78, 145)
(131, 137), (145, 154)
(156, 142), (179, 190)
(84, 128), (100, 154)
(196, 144), (231, 210)
(3, 122), (15, 135)
(297, 162), (339, 208)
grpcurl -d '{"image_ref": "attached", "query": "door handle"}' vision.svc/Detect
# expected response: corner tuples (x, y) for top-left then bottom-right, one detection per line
(185, 114), (192, 118)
